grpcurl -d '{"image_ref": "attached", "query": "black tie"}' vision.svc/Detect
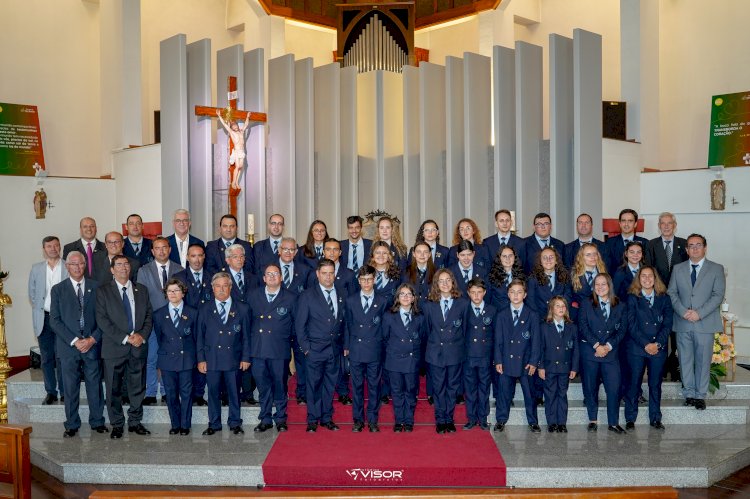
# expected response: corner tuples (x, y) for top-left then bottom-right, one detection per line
(501, 236), (507, 245)
(193, 272), (201, 284)
(691, 264), (698, 287)
(77, 283), (84, 332)
(418, 268), (426, 284)
(161, 265), (168, 288)
(316, 246), (322, 258)
(122, 286), (134, 332)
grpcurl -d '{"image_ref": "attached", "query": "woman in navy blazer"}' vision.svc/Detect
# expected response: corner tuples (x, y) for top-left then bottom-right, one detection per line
(624, 266), (673, 430)
(382, 283), (425, 432)
(613, 241), (645, 303)
(404, 242), (435, 302)
(408, 219), (449, 270)
(447, 218), (491, 269)
(298, 220), (329, 269)
(368, 241), (403, 302)
(569, 242), (607, 322)
(578, 273), (628, 433)
(153, 278), (198, 435)
(372, 216), (409, 273)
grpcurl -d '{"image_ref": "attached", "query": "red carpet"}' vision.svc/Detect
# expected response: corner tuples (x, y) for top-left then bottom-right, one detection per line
(262, 426), (506, 488)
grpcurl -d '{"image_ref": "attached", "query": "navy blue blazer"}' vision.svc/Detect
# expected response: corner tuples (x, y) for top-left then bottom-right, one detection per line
(252, 238), (282, 275)
(539, 322), (579, 374)
(563, 238), (605, 269)
(407, 243), (449, 270)
(613, 266), (638, 303)
(50, 278), (102, 357)
(493, 305), (540, 377)
(382, 310), (424, 373)
(526, 275), (573, 318)
(403, 271), (431, 302)
(295, 286), (345, 360)
(227, 269), (258, 304)
(167, 234), (204, 266)
(373, 273), (402, 302)
(626, 293), (673, 357)
(344, 293), (388, 363)
(153, 303), (197, 371)
(447, 243), (491, 270)
(450, 263), (489, 296)
(174, 269), (214, 309)
(487, 276), (516, 313)
(341, 239), (373, 271)
(465, 303), (497, 360)
(571, 275), (595, 312)
(604, 235), (648, 275)
(577, 299), (627, 363)
(310, 265), (356, 299)
(522, 235), (565, 274)
(196, 300), (251, 370)
(247, 287), (296, 360)
(424, 298), (469, 367)
(483, 233), (526, 266)
(280, 262), (311, 295)
(205, 238), (254, 275)
(123, 237), (153, 266)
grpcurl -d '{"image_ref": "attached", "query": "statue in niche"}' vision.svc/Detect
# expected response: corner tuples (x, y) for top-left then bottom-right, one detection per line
(33, 188), (47, 219)
(710, 179), (726, 211)
(216, 109), (252, 192)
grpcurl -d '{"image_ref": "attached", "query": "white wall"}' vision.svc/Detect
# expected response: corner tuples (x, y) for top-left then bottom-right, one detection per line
(602, 138), (642, 219)
(285, 22), (337, 68)
(112, 144), (163, 228)
(0, 177), (116, 357)
(416, 17), (481, 66)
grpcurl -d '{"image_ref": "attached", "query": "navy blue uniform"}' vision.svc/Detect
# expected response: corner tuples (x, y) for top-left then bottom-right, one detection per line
(483, 233), (525, 267)
(344, 292), (388, 424)
(570, 274), (596, 323)
(522, 236), (565, 275)
(279, 262), (310, 400)
(252, 238), (282, 275)
(123, 237), (153, 266)
(463, 302), (497, 425)
(174, 268), (213, 400)
(563, 238), (605, 270)
(383, 309), (425, 425)
(424, 298), (469, 425)
(341, 239), (373, 271)
(450, 263), (489, 296)
(604, 235), (648, 275)
(493, 305), (540, 424)
(153, 303), (197, 430)
(447, 243), (491, 271)
(578, 298), (627, 426)
(407, 244), (449, 269)
(205, 238), (254, 275)
(167, 234), (204, 266)
(624, 293), (673, 425)
(613, 266), (639, 303)
(539, 321), (579, 426)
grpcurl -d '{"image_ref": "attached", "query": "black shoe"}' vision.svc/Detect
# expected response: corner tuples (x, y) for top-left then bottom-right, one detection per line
(638, 395), (647, 405)
(306, 423), (317, 433)
(694, 399), (706, 410)
(122, 397), (130, 406)
(352, 421), (364, 432)
(297, 397), (307, 405)
(92, 425), (109, 434)
(254, 423), (273, 433)
(558, 424), (568, 433)
(142, 396), (157, 406)
(277, 423), (288, 432)
(180, 428), (190, 435)
(479, 421), (490, 430)
(193, 397), (207, 406)
(535, 397), (544, 407)
(128, 424), (151, 435)
(456, 395), (465, 405)
(463, 421), (477, 430)
(338, 395), (353, 405)
(42, 394), (58, 405)
(369, 423), (380, 433)
(625, 421), (635, 430)
(650, 421), (665, 430)
(446, 423), (457, 433)
(169, 428), (180, 435)
(493, 422), (505, 432)
(231, 425), (244, 435)
(322, 421), (339, 431)
(394, 423), (404, 433)
(587, 422), (598, 432)
(202, 427), (220, 436)
(161, 395), (167, 403)
(684, 397), (695, 407)
(608, 425), (626, 434)
(529, 424), (541, 433)
(435, 424), (445, 434)
(221, 398), (229, 407)
(243, 397), (258, 406)
(111, 427), (124, 439)
(63, 428), (78, 438)
(548, 424), (558, 433)
(427, 396), (434, 405)
(380, 395), (390, 405)
(60, 396), (64, 402)
(404, 424), (413, 432)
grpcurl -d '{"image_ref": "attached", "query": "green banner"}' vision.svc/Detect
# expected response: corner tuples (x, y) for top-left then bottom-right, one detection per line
(0, 102), (46, 176)
(708, 91), (750, 167)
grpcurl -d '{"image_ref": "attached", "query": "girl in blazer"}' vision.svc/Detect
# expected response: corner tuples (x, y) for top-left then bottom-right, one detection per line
(404, 242), (436, 302)
(298, 220), (329, 269)
(409, 219), (449, 270)
(447, 218), (491, 269)
(372, 216), (409, 273)
(570, 242), (607, 322)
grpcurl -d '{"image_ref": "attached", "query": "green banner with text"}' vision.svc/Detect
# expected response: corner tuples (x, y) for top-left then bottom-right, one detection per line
(708, 91), (750, 167)
(0, 102), (46, 176)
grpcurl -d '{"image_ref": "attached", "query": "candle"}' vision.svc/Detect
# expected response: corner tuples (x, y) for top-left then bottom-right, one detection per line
(247, 214), (255, 235)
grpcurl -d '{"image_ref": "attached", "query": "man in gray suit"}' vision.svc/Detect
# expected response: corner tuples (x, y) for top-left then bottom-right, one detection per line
(28, 236), (68, 404)
(136, 236), (183, 405)
(667, 233), (725, 410)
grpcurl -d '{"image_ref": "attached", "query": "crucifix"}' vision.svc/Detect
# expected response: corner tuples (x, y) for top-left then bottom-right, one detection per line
(195, 76), (266, 217)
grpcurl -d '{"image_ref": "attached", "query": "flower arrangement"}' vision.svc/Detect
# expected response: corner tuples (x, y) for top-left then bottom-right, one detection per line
(709, 332), (736, 393)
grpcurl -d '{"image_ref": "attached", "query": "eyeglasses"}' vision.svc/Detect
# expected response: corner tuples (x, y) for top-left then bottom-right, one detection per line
(265, 272), (280, 277)
(437, 279), (452, 284)
(423, 228), (438, 233)
(398, 292), (414, 297)
(66, 262), (85, 267)
(280, 247), (296, 253)
(534, 222), (551, 227)
(166, 288), (183, 294)
(541, 255), (556, 262)
(269, 221), (284, 226)
(688, 243), (704, 249)
(105, 240), (123, 245)
(174, 219), (190, 224)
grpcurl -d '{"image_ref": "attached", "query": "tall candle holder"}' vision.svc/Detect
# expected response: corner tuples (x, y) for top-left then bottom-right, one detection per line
(0, 271), (13, 423)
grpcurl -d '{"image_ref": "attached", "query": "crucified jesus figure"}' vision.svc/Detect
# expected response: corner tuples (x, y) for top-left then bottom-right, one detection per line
(216, 109), (252, 191)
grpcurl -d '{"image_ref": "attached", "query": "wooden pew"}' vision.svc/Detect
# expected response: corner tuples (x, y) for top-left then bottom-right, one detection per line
(0, 425), (32, 499)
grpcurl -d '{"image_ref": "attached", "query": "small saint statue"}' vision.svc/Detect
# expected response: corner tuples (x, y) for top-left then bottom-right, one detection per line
(33, 188), (47, 219)
(710, 179), (726, 211)
(216, 109), (252, 191)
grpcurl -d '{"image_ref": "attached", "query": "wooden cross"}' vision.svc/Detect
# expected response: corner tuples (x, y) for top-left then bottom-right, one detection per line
(195, 76), (266, 217)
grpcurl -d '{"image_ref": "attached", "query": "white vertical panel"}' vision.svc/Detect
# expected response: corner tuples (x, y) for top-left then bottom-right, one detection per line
(402, 65), (421, 241)
(446, 57), (465, 230)
(243, 48), (267, 239)
(268, 54), (296, 237)
(357, 72), (379, 215)
(340, 66), (358, 231)
(574, 29), (603, 239)
(382, 71), (404, 234)
(515, 41), (543, 234)
(549, 34), (574, 240)
(314, 63), (341, 238)
(493, 45), (516, 216)
(295, 58), (315, 240)
(419, 62), (446, 233)
(463, 52), (492, 235)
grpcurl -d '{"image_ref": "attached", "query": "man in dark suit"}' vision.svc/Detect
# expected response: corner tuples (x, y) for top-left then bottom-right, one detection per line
(63, 217), (105, 278)
(92, 232), (140, 284)
(205, 214), (254, 274)
(667, 234), (725, 411)
(484, 209), (525, 266)
(564, 213), (605, 269)
(122, 214), (153, 266)
(49, 251), (108, 437)
(197, 272), (251, 435)
(340, 216), (372, 273)
(296, 259), (345, 432)
(522, 213), (565, 274)
(248, 263), (296, 432)
(604, 209), (648, 274)
(252, 213), (285, 274)
(96, 254), (153, 439)
(136, 237), (184, 405)
(167, 208), (204, 268)
(645, 212), (688, 381)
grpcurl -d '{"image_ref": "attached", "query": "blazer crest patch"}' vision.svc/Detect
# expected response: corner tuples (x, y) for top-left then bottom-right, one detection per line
(233, 323), (242, 332)
(183, 326), (192, 336)
(521, 330), (531, 340)
(372, 316), (381, 325)
(276, 306), (289, 316)
(452, 318), (463, 328)
(482, 316), (492, 325)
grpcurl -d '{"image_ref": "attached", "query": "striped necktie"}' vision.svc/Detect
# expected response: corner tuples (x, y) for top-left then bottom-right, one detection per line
(665, 240), (673, 270)
(219, 302), (227, 323)
(513, 309), (519, 326)
(442, 299), (449, 320)
(283, 265), (291, 288)
(363, 295), (370, 314)
(325, 289), (335, 316)
(352, 244), (359, 272)
(172, 308), (180, 327)
(601, 301), (609, 320)
(77, 283), (84, 331)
